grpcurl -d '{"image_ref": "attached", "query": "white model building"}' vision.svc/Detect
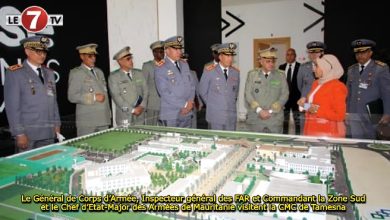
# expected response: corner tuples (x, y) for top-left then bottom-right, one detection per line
(158, 175), (199, 197)
(275, 156), (334, 177)
(200, 148), (233, 173)
(251, 179), (327, 220)
(84, 161), (151, 195)
(137, 145), (175, 155)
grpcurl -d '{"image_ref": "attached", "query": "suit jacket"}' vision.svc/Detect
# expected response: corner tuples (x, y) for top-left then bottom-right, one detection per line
(304, 79), (347, 138)
(4, 60), (60, 140)
(279, 62), (301, 111)
(154, 57), (196, 120)
(68, 64), (111, 127)
(199, 64), (240, 125)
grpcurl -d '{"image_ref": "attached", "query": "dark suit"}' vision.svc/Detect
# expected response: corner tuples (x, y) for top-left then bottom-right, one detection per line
(279, 62), (301, 134)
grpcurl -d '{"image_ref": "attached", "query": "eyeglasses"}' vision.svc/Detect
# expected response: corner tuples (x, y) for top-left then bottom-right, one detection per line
(263, 59), (276, 64)
(29, 48), (47, 56)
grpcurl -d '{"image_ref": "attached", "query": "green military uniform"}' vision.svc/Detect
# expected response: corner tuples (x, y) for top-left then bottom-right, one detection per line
(245, 68), (289, 133)
(109, 68), (148, 126)
(68, 65), (111, 136)
(68, 43), (111, 136)
(142, 60), (160, 125)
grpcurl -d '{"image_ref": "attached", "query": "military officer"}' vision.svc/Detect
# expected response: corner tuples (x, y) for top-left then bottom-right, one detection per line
(4, 36), (61, 152)
(155, 36), (196, 128)
(296, 41), (325, 134)
(346, 39), (390, 139)
(203, 43), (220, 68)
(68, 43), (111, 136)
(297, 41), (326, 105)
(199, 43), (240, 131)
(244, 47), (289, 133)
(142, 40), (165, 126)
(109, 46), (148, 126)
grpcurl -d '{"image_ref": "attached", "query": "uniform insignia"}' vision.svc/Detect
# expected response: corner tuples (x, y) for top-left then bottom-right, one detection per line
(155, 60), (165, 67)
(8, 64), (23, 71)
(167, 70), (174, 76)
(271, 102), (281, 112)
(205, 63), (216, 71)
(375, 60), (386, 67)
(250, 101), (260, 109)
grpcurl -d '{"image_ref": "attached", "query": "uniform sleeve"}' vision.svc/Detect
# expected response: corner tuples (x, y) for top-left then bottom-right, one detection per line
(108, 74), (132, 112)
(379, 65), (390, 115)
(4, 70), (24, 136)
(316, 83), (347, 121)
(244, 71), (259, 110)
(198, 70), (211, 106)
(296, 65), (305, 95)
(67, 69), (95, 105)
(155, 67), (187, 108)
(140, 73), (148, 108)
(53, 86), (61, 127)
(272, 74), (289, 113)
(345, 68), (353, 112)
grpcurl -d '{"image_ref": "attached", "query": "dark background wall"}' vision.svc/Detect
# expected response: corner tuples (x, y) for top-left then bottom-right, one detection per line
(183, 0), (222, 78)
(0, 0), (109, 155)
(324, 0), (390, 75)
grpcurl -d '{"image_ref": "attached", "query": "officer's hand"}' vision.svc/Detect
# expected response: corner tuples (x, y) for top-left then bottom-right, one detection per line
(186, 101), (194, 111)
(308, 104), (320, 114)
(297, 97), (306, 107)
(16, 134), (29, 149)
(180, 107), (190, 116)
(133, 106), (144, 116)
(259, 110), (271, 120)
(379, 114), (390, 124)
(54, 126), (60, 134)
(95, 93), (105, 103)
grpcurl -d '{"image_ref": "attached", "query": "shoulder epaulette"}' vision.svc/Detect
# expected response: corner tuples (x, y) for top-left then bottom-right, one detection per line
(180, 58), (187, 63)
(8, 64), (23, 71)
(205, 63), (217, 71)
(231, 65), (240, 72)
(348, 63), (358, 69)
(375, 60), (387, 67)
(42, 64), (55, 72)
(155, 60), (165, 67)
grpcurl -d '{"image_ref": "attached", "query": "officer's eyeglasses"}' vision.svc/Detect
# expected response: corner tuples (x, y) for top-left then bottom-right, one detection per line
(29, 48), (47, 56)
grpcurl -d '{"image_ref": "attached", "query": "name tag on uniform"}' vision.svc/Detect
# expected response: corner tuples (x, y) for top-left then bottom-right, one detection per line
(359, 82), (368, 89)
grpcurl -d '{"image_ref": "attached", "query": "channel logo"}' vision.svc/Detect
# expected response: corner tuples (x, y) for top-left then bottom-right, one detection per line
(5, 6), (63, 33)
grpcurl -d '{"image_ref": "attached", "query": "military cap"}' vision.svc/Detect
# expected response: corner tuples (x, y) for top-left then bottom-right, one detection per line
(210, 43), (221, 52)
(76, 43), (98, 54)
(113, 46), (132, 60)
(259, 47), (277, 59)
(20, 36), (50, 51)
(351, 39), (376, 53)
(150, 40), (164, 50)
(306, 41), (326, 53)
(217, 43), (237, 55)
(164, 36), (184, 49)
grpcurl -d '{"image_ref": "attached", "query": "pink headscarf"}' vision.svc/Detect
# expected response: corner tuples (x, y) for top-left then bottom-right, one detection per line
(316, 54), (344, 85)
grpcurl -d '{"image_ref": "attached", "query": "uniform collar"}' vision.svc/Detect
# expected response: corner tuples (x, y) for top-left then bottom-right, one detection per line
(26, 60), (41, 74)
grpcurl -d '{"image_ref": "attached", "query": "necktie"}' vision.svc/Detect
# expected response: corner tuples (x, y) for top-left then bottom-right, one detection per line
(223, 68), (228, 80)
(174, 61), (181, 72)
(287, 64), (292, 87)
(359, 65), (365, 75)
(127, 72), (133, 81)
(90, 68), (97, 79)
(37, 68), (44, 84)
(265, 73), (269, 79)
